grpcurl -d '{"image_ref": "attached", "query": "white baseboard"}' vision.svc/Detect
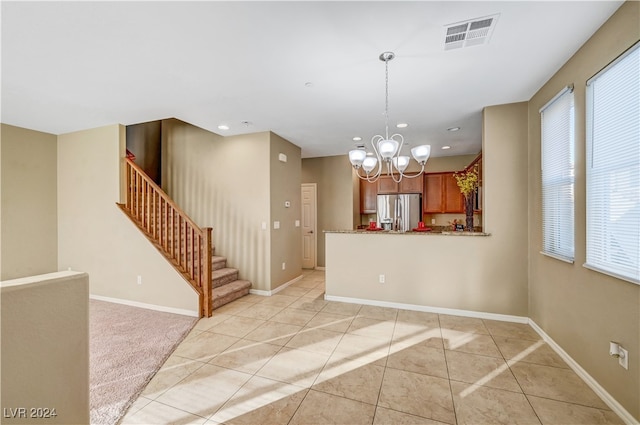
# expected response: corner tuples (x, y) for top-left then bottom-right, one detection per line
(249, 274), (303, 297)
(529, 320), (636, 425)
(90, 294), (199, 318)
(314, 266), (326, 271)
(323, 295), (528, 324)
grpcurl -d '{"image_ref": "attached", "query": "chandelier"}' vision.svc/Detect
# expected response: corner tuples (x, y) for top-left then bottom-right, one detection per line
(349, 51), (431, 182)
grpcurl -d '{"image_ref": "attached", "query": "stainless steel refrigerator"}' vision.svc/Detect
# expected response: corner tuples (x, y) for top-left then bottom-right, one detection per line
(376, 193), (422, 232)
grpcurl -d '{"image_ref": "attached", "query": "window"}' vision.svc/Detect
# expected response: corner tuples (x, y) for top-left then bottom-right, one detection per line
(586, 42), (640, 284)
(540, 85), (575, 262)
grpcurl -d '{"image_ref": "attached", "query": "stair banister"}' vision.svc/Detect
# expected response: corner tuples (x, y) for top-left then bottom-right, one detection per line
(117, 157), (213, 317)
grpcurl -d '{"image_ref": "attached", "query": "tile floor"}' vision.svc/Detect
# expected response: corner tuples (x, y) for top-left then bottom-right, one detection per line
(122, 270), (622, 425)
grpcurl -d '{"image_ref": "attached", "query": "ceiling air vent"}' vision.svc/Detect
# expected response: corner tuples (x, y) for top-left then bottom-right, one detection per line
(444, 14), (499, 50)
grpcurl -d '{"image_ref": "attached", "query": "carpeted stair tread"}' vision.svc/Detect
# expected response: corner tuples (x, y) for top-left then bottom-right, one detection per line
(211, 256), (227, 271)
(212, 280), (251, 309)
(212, 267), (239, 288)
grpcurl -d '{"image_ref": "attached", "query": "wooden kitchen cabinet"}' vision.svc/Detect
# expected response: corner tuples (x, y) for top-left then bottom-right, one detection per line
(360, 179), (377, 214)
(423, 174), (444, 213)
(443, 173), (464, 213)
(399, 175), (423, 193)
(423, 172), (464, 213)
(377, 176), (399, 194)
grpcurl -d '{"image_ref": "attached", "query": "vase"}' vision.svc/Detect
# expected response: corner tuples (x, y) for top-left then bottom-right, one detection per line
(465, 195), (474, 231)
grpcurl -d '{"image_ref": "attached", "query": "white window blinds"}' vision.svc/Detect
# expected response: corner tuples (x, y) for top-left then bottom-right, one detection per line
(586, 42), (640, 284)
(541, 85), (575, 262)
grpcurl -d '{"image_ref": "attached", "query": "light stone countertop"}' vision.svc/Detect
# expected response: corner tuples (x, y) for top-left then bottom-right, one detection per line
(325, 230), (491, 236)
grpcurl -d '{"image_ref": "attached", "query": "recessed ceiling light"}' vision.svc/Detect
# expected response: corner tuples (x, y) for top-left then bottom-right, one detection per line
(447, 127), (461, 132)
(218, 125), (230, 130)
(353, 136), (362, 141)
(396, 123), (408, 128)
(442, 145), (451, 150)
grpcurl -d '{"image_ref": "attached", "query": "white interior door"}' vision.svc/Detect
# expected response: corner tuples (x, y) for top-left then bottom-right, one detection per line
(301, 183), (317, 269)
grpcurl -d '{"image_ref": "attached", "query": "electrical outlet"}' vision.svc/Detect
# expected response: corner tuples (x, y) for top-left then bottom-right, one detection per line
(431, 219), (436, 224)
(379, 274), (385, 284)
(619, 347), (629, 370)
(137, 275), (142, 285)
(282, 262), (286, 270)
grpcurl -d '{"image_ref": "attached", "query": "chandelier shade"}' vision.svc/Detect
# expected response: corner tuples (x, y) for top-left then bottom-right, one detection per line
(348, 149), (366, 168)
(362, 156), (378, 173)
(378, 139), (399, 159)
(349, 51), (430, 182)
(411, 145), (431, 165)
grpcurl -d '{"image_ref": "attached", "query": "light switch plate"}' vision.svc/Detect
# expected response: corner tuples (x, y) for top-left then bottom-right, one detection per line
(274, 221), (280, 229)
(619, 347), (629, 369)
(295, 220), (300, 227)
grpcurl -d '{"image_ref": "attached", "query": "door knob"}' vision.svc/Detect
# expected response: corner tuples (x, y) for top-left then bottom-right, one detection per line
(309, 230), (314, 234)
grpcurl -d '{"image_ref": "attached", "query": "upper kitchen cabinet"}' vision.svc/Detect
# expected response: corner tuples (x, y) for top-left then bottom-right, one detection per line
(360, 179), (377, 214)
(377, 176), (399, 194)
(376, 174), (423, 194)
(443, 173), (464, 213)
(399, 175), (423, 193)
(423, 174), (444, 213)
(423, 172), (464, 213)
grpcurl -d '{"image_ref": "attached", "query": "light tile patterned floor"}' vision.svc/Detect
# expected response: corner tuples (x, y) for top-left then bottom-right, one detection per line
(122, 270), (623, 425)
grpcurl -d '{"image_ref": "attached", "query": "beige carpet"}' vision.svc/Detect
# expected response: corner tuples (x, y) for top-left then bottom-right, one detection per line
(90, 299), (197, 425)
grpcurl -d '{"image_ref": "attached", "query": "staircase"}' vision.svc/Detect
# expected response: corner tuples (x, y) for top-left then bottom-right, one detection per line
(211, 256), (251, 309)
(117, 157), (251, 317)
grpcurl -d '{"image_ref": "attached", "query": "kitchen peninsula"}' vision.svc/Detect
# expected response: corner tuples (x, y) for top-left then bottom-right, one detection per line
(323, 228), (527, 319)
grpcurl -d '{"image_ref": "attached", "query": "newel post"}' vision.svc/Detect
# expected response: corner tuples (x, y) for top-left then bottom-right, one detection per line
(202, 227), (213, 317)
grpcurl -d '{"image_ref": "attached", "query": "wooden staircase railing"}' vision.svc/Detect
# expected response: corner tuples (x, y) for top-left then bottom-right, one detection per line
(117, 157), (213, 317)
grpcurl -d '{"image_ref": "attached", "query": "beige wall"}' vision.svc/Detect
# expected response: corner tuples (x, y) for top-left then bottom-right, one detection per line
(528, 2), (639, 418)
(422, 154), (478, 173)
(1, 124), (58, 280)
(162, 120), (274, 290)
(57, 124), (198, 313)
(269, 132), (302, 288)
(326, 104), (529, 316)
(1, 271), (89, 424)
(301, 155), (356, 267)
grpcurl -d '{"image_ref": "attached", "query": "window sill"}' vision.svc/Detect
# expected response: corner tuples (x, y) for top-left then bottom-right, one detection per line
(540, 251), (574, 264)
(583, 263), (640, 286)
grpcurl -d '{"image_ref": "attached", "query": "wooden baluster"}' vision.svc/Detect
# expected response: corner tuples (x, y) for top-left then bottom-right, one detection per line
(182, 219), (187, 269)
(134, 171), (139, 219)
(145, 182), (150, 231)
(124, 161), (131, 211)
(195, 233), (201, 285)
(163, 199), (168, 252)
(190, 227), (195, 279)
(136, 173), (144, 220)
(132, 167), (137, 215)
(169, 208), (174, 259)
(177, 215), (182, 267)
(152, 187), (156, 235)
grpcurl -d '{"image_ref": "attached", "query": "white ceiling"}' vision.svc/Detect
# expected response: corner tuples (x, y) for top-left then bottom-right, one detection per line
(1, 1), (622, 158)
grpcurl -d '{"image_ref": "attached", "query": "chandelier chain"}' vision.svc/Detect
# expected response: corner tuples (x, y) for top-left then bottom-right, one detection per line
(384, 57), (390, 140)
